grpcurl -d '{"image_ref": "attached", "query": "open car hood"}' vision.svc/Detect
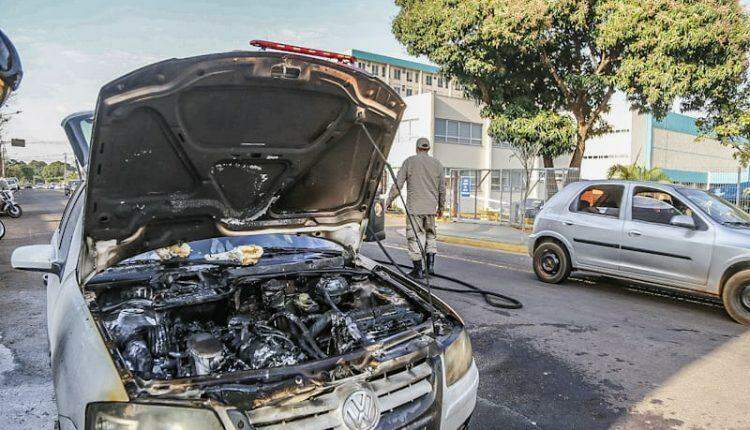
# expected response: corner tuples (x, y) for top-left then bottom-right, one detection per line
(83, 51), (404, 272)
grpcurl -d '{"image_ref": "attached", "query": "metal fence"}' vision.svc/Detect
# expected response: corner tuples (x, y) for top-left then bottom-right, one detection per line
(446, 168), (580, 226)
(669, 168), (750, 212)
(382, 167), (580, 226)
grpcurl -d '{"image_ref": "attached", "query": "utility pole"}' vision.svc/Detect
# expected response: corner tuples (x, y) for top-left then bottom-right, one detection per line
(0, 140), (5, 178)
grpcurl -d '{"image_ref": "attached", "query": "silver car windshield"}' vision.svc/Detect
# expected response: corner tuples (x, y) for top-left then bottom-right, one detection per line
(679, 188), (750, 225)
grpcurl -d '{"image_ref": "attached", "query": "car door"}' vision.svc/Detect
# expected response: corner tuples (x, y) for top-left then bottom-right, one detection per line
(562, 183), (626, 271)
(46, 185), (85, 342)
(620, 185), (714, 288)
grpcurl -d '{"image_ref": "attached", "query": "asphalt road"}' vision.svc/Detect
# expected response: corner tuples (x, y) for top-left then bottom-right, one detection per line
(0, 190), (748, 430)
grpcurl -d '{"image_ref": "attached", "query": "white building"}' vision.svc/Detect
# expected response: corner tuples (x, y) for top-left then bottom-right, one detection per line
(353, 49), (524, 171)
(352, 50), (568, 218)
(353, 49), (747, 216)
(581, 94), (743, 184)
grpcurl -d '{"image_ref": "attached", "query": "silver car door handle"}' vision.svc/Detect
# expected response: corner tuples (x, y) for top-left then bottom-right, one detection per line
(627, 230), (642, 237)
(562, 219), (575, 226)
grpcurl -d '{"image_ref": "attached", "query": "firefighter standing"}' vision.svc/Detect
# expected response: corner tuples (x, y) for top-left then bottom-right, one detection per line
(386, 137), (445, 279)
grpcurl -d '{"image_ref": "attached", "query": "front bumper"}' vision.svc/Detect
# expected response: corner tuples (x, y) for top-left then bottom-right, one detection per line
(207, 356), (479, 430)
(440, 360), (478, 430)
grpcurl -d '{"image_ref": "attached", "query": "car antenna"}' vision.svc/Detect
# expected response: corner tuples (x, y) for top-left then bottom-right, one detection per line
(358, 122), (439, 332)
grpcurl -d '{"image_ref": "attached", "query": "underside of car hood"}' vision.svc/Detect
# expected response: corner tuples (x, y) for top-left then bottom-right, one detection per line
(84, 51), (404, 272)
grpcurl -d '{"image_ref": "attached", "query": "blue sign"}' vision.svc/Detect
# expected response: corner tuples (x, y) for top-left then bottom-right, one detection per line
(460, 177), (471, 197)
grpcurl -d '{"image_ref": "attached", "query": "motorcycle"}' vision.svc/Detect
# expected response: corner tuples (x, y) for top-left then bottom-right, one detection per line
(0, 190), (22, 218)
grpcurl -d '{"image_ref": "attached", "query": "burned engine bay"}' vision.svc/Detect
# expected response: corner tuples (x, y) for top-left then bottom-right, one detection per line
(87, 266), (442, 382)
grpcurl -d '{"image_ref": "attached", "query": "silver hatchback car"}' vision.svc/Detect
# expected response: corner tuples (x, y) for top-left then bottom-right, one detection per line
(529, 180), (750, 325)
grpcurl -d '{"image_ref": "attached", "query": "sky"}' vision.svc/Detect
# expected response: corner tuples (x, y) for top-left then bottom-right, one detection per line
(0, 0), (418, 162)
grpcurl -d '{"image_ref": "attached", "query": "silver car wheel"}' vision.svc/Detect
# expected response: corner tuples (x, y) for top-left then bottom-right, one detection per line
(540, 250), (560, 275)
(741, 284), (750, 311)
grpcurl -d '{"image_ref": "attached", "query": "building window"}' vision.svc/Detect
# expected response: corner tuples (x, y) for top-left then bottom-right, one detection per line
(434, 118), (482, 146)
(381, 66), (386, 77)
(406, 71), (413, 82)
(395, 119), (417, 143)
(425, 75), (432, 86)
(492, 138), (510, 149)
(393, 85), (401, 95)
(393, 68), (401, 80)
(357, 62), (365, 70)
(406, 88), (413, 96)
(437, 76), (444, 88)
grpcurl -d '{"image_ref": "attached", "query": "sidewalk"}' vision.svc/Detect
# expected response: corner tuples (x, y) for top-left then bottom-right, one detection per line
(386, 214), (530, 254)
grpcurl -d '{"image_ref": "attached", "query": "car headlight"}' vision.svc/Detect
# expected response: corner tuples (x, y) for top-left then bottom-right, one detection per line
(86, 402), (224, 430)
(444, 329), (473, 386)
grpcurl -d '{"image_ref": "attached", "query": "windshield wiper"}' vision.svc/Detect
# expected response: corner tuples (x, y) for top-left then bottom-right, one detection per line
(722, 221), (750, 227)
(261, 246), (343, 256)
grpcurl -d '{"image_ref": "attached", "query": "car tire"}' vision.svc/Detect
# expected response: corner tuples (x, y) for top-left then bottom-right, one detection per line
(722, 270), (750, 325)
(533, 241), (571, 284)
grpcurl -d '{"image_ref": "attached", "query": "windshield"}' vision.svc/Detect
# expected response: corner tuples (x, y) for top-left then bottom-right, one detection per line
(678, 188), (750, 225)
(119, 233), (342, 264)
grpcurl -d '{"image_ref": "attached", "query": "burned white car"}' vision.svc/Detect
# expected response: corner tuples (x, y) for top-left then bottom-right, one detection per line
(12, 51), (477, 430)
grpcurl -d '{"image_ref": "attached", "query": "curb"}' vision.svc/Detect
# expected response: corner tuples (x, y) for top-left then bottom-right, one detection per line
(436, 234), (528, 255)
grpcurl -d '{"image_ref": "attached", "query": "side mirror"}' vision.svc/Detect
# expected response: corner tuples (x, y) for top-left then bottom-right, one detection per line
(12, 244), (57, 273)
(0, 28), (23, 107)
(363, 198), (386, 242)
(670, 214), (695, 229)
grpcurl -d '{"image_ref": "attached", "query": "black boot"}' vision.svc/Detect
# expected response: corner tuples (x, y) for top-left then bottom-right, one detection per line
(426, 253), (436, 275)
(409, 259), (425, 279)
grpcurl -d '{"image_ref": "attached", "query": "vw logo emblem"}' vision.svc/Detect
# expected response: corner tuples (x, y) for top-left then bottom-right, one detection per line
(341, 388), (380, 430)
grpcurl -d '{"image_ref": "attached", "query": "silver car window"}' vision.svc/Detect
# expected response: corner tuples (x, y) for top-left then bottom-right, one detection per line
(570, 184), (624, 218)
(679, 187), (750, 226)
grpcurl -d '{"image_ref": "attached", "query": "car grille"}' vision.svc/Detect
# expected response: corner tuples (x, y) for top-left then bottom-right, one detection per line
(246, 360), (435, 430)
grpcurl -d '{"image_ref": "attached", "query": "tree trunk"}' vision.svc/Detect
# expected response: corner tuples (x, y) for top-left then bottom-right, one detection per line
(542, 154), (557, 199)
(569, 120), (589, 169)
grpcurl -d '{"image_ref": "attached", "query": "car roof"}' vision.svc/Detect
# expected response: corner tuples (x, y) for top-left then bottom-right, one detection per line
(576, 179), (677, 189)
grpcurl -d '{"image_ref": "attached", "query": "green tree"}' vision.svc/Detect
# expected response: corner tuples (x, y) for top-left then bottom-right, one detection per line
(490, 110), (576, 166)
(392, 0), (750, 168)
(606, 164), (670, 182)
(28, 160), (47, 177)
(491, 110), (576, 197)
(5, 160), (34, 183)
(41, 161), (68, 182)
(699, 84), (750, 165)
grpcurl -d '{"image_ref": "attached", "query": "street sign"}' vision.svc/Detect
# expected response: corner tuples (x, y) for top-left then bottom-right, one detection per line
(10, 138), (25, 147)
(460, 177), (471, 197)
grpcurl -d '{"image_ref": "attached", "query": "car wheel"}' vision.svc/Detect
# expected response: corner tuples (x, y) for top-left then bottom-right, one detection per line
(533, 241), (571, 284)
(0, 220), (5, 240)
(722, 270), (750, 325)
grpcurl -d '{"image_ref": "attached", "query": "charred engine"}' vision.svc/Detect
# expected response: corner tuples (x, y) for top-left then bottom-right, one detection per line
(90, 271), (426, 380)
